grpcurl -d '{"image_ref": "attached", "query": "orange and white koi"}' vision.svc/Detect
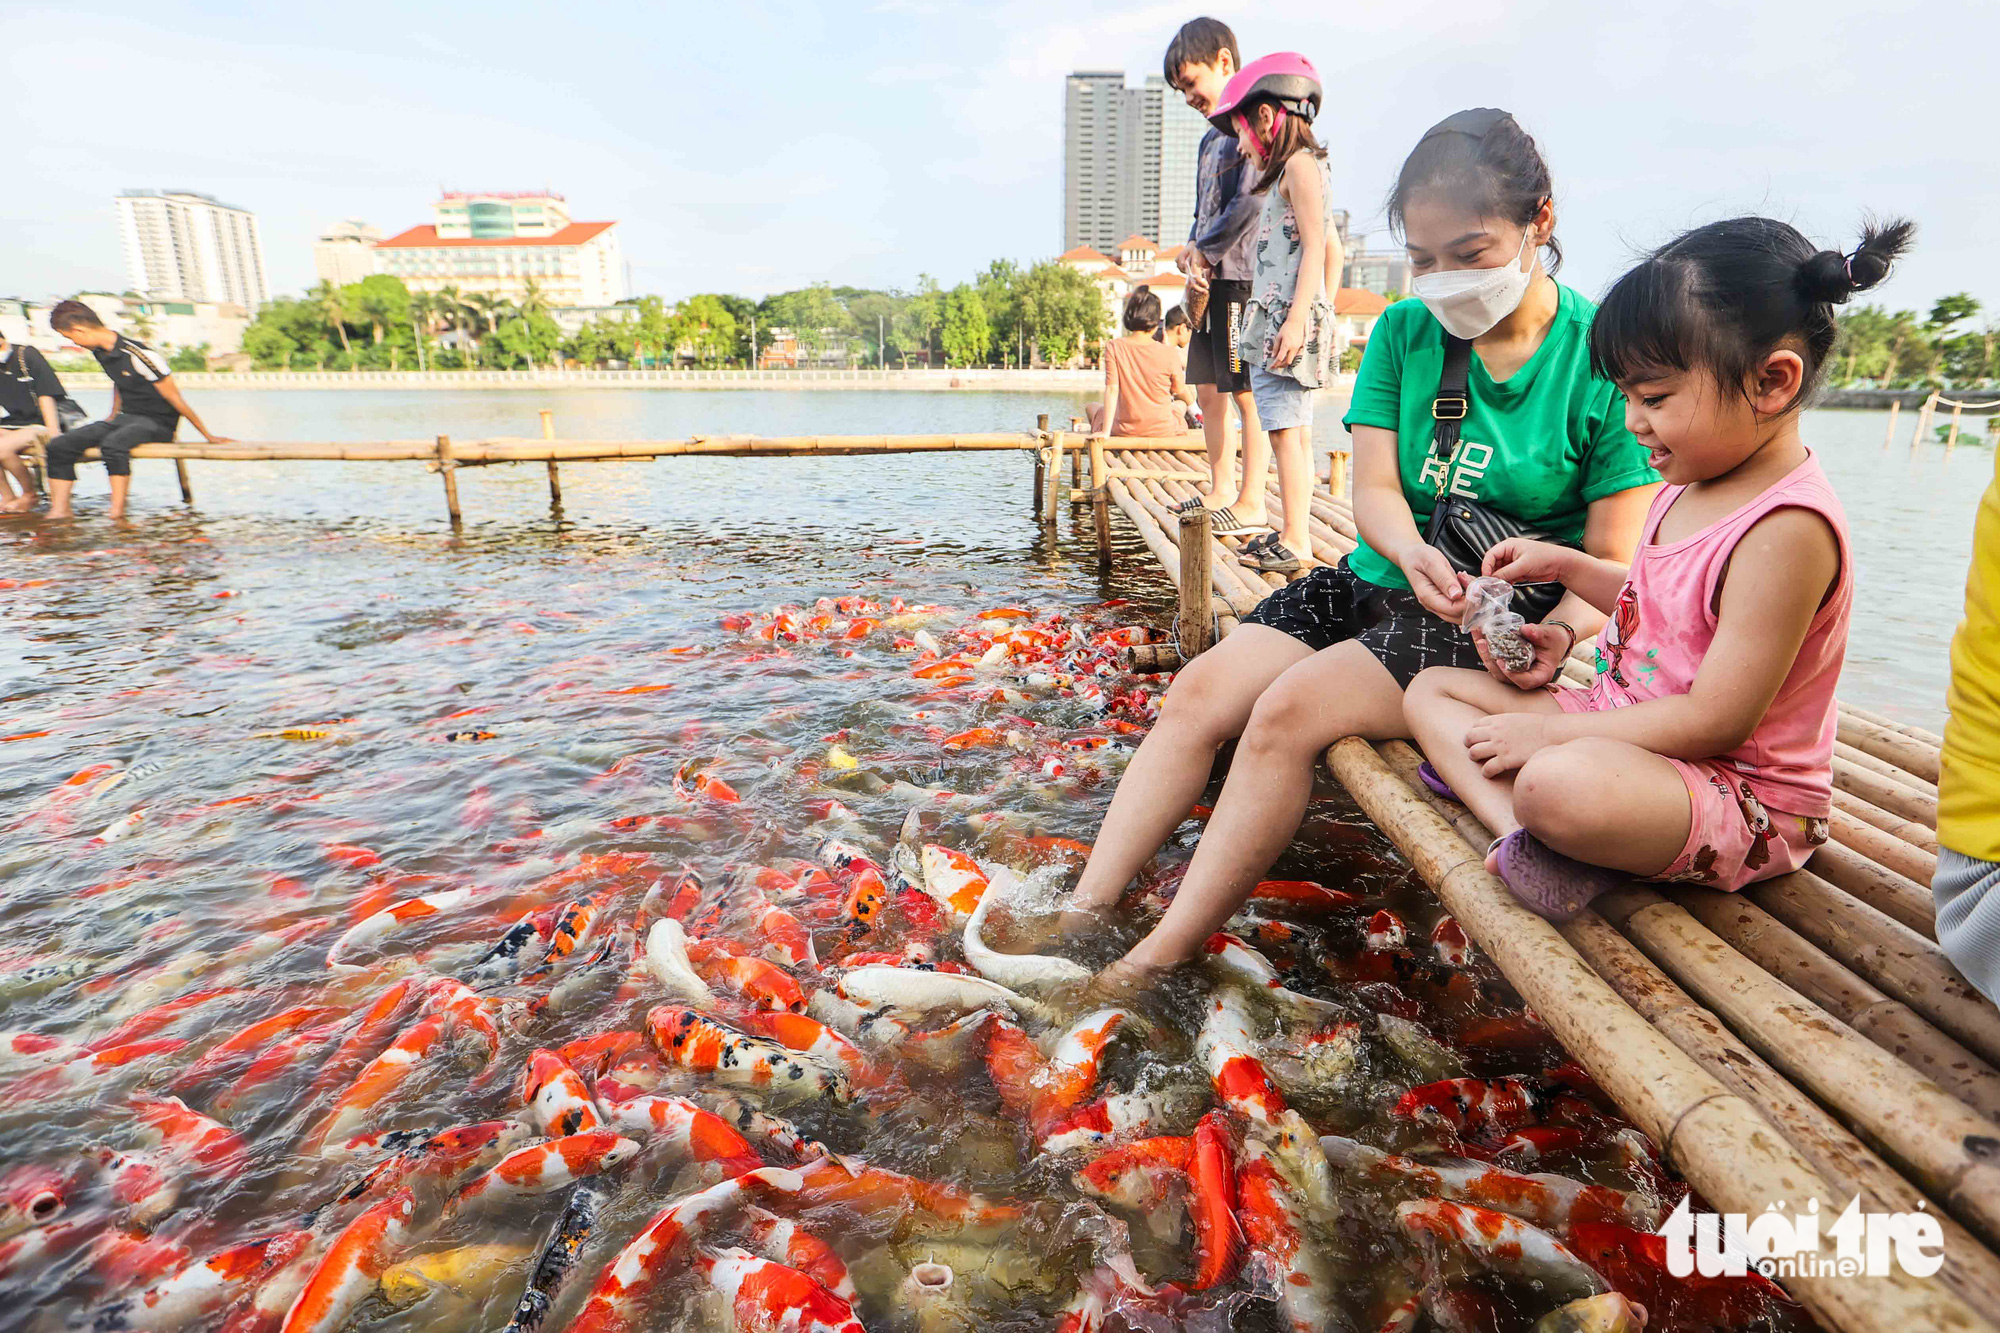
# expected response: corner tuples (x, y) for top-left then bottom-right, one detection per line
(1188, 1111), (1241, 1290)
(171, 1005), (344, 1094)
(983, 1009), (1127, 1134)
(603, 1094), (764, 1176)
(1237, 1133), (1339, 1333)
(298, 978), (415, 1108)
(520, 891), (611, 982)
(684, 936), (806, 1013)
(646, 1005), (852, 1106)
(307, 1014), (449, 1151)
(129, 1094), (246, 1169)
(916, 844), (989, 920)
(1431, 916), (1473, 966)
(1250, 879), (1362, 911)
(1366, 909), (1408, 952)
(279, 1189), (418, 1333)
(450, 1131), (638, 1212)
(694, 1246), (867, 1333)
(556, 1029), (644, 1081)
(1318, 1134), (1661, 1231)
(1038, 1088), (1171, 1154)
(94, 1146), (180, 1227)
(331, 1119), (531, 1207)
(522, 1048), (606, 1135)
(785, 1156), (1024, 1230)
(1073, 1135), (1193, 1214)
(742, 1206), (856, 1301)
(325, 887), (477, 971)
(1392, 1076), (1546, 1137)
(1196, 989), (1288, 1126)
(91, 1230), (313, 1333)
(1202, 933), (1343, 1022)
(736, 1011), (878, 1087)
(0, 1162), (68, 1241)
(567, 1167), (803, 1333)
(1395, 1198), (1609, 1301)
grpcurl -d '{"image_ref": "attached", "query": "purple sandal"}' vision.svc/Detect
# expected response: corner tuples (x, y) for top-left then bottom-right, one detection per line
(1416, 761), (1458, 803)
(1487, 829), (1626, 923)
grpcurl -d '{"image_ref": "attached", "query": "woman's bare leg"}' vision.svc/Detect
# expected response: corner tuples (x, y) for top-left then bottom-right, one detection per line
(1069, 626), (1313, 913)
(1196, 385), (1239, 508)
(0, 430), (36, 512)
(1269, 423), (1314, 555)
(1124, 640), (1408, 969)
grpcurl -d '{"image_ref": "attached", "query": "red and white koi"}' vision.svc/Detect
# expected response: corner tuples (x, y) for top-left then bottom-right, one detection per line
(603, 1094), (764, 1176)
(1237, 1133), (1339, 1333)
(693, 1246), (867, 1333)
(450, 1130), (638, 1212)
(129, 1094), (246, 1170)
(1188, 1111), (1241, 1290)
(1038, 1088), (1172, 1154)
(1320, 1134), (1661, 1231)
(522, 1048), (606, 1135)
(742, 1206), (857, 1301)
(646, 1005), (852, 1106)
(1366, 909), (1409, 952)
(93, 1146), (180, 1227)
(1196, 989), (1288, 1126)
(279, 1189), (418, 1333)
(306, 1013), (450, 1151)
(1395, 1198), (1609, 1301)
(917, 844), (989, 920)
(90, 1230), (312, 1332)
(0, 1162), (69, 1241)
(331, 1119), (531, 1207)
(1202, 932), (1343, 1022)
(1074, 1135), (1192, 1231)
(325, 887), (477, 972)
(684, 936), (806, 1013)
(1393, 1075), (1546, 1138)
(1431, 916), (1473, 966)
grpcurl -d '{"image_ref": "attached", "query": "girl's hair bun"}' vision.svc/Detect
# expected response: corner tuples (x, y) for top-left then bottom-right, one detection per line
(1796, 217), (1915, 304)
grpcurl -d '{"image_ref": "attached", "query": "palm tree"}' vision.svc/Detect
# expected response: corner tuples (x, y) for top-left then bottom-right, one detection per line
(311, 280), (355, 364)
(517, 281), (564, 368)
(408, 291), (437, 371)
(464, 292), (512, 363)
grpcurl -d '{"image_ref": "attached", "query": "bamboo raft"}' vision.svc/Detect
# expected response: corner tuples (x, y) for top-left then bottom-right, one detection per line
(1072, 429), (1996, 1332)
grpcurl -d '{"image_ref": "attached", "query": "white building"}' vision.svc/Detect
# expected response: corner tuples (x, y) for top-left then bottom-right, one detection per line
(372, 192), (627, 308)
(1062, 73), (1208, 256)
(313, 219), (383, 288)
(116, 190), (269, 310)
(1062, 237), (1190, 334)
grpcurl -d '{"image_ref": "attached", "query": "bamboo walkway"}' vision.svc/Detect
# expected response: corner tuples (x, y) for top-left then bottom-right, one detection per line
(1070, 428), (1998, 1333)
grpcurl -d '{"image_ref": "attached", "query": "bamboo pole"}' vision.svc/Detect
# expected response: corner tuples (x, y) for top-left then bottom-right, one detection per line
(1099, 435), (1211, 452)
(1883, 399), (1901, 449)
(1837, 740), (1939, 797)
(1104, 479), (1259, 617)
(1839, 713), (1943, 785)
(1666, 887), (2000, 1119)
(1090, 437), (1111, 569)
(1562, 911), (2000, 1316)
(436, 434), (461, 526)
(1843, 703), (1944, 750)
(1071, 441), (1084, 493)
(540, 409), (562, 507)
(1809, 838), (1936, 937)
(1592, 884), (2000, 1253)
(1177, 507), (1214, 657)
(1950, 401), (1966, 449)
(1044, 433), (1064, 527)
(173, 459), (193, 504)
(1830, 806), (1938, 885)
(1832, 760), (1937, 834)
(1750, 870), (2000, 1068)
(1323, 739), (1984, 1332)
(1832, 786), (1940, 854)
(1328, 448), (1348, 501)
(1033, 415), (1048, 518)
(1376, 739), (2000, 1313)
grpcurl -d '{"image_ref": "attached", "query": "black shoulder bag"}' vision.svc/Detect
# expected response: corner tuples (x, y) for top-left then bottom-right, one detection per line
(1421, 335), (1575, 623)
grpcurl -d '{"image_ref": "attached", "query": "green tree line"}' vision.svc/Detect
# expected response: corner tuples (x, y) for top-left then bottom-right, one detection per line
(234, 260), (1107, 372)
(1833, 294), (2000, 389)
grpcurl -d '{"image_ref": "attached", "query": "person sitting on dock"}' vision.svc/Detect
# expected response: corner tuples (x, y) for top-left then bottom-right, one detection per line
(1064, 109), (1659, 986)
(42, 299), (230, 521)
(0, 329), (63, 514)
(1164, 307), (1202, 429)
(1404, 215), (1912, 921)
(1087, 288), (1194, 441)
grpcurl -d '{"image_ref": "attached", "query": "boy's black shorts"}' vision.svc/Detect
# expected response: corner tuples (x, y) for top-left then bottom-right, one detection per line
(1241, 559), (1489, 688)
(1186, 278), (1251, 395)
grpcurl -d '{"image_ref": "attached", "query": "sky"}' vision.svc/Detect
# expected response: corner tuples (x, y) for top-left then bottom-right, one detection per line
(3, 0), (1991, 316)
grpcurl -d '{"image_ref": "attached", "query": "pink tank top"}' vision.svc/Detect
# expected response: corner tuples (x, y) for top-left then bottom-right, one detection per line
(1580, 451), (1851, 817)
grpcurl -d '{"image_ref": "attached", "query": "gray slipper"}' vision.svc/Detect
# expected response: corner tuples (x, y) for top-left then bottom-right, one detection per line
(1242, 541), (1304, 574)
(1206, 506), (1269, 537)
(1488, 830), (1624, 923)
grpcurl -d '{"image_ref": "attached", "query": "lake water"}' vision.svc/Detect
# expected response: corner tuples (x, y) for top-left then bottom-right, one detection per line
(37, 387), (1980, 729)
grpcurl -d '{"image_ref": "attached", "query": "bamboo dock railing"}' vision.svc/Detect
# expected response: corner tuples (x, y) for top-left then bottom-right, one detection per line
(1086, 436), (2000, 1333)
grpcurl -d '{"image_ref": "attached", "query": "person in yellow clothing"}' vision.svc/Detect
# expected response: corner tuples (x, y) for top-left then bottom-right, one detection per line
(1939, 448), (2000, 1003)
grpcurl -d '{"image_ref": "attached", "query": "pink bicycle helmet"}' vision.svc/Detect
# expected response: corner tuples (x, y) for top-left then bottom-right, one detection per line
(1208, 53), (1322, 139)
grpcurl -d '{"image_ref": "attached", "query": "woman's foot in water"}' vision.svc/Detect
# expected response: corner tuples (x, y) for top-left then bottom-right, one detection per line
(0, 491), (34, 514)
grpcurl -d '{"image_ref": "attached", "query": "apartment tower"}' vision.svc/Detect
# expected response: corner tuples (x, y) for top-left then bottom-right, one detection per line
(116, 190), (270, 309)
(1062, 73), (1207, 255)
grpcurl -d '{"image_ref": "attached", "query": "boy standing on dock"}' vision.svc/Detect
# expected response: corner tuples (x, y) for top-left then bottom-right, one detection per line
(0, 330), (62, 513)
(43, 299), (229, 520)
(1165, 17), (1270, 534)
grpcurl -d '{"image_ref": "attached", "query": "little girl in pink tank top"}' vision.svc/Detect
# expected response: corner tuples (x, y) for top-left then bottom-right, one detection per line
(1404, 213), (1914, 922)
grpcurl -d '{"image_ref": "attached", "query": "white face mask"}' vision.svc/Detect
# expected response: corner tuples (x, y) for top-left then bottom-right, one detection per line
(1411, 229), (1536, 340)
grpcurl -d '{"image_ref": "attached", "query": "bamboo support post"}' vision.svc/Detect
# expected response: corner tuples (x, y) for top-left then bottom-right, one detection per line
(1071, 442), (1084, 493)
(1043, 432), (1064, 527)
(1592, 883), (2000, 1253)
(1089, 437), (1111, 567)
(1122, 642), (1185, 673)
(1177, 507), (1214, 657)
(1328, 448), (1348, 501)
(1749, 869), (2000, 1068)
(173, 459), (193, 504)
(436, 434), (461, 526)
(540, 409), (562, 507)
(1950, 401), (1966, 449)
(1665, 887), (2000, 1119)
(1322, 738), (1985, 1332)
(1883, 399), (1901, 448)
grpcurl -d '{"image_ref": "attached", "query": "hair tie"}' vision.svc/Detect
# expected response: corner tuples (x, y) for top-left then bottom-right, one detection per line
(1844, 251), (1858, 286)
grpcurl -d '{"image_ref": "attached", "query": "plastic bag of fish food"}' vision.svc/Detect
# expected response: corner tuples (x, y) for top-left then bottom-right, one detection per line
(1461, 577), (1535, 674)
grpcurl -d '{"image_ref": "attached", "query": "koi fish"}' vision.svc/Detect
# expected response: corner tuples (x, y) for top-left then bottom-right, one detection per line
(1250, 879), (1362, 911)
(329, 1119), (531, 1209)
(836, 964), (1035, 1021)
(450, 1131), (638, 1212)
(742, 1205), (857, 1301)
(1396, 1198), (1609, 1301)
(643, 918), (716, 1005)
(1393, 1076), (1546, 1138)
(1074, 1136), (1193, 1220)
(307, 1014), (450, 1151)
(1366, 910), (1409, 952)
(380, 1242), (535, 1306)
(786, 1155), (1024, 1230)
(1567, 1220), (1794, 1330)
(604, 1094), (765, 1176)
(93, 1146), (180, 1227)
(1431, 916), (1473, 966)
(736, 1011), (877, 1088)
(694, 1246), (867, 1333)
(646, 1006), (852, 1106)
(1189, 1111), (1241, 1290)
(91, 1230), (314, 1332)
(1237, 1132), (1340, 1333)
(917, 845), (989, 919)
(502, 1176), (609, 1333)
(1319, 1135), (1662, 1231)
(279, 1189), (417, 1333)
(520, 891), (610, 982)
(325, 887), (477, 971)
(1202, 933), (1343, 1022)
(1197, 989), (1288, 1126)
(522, 1049), (606, 1135)
(171, 1004), (344, 1094)
(684, 936), (806, 1012)
(1039, 1088), (1174, 1155)
(1533, 1293), (1649, 1333)
(129, 1094), (246, 1170)
(0, 1163), (68, 1241)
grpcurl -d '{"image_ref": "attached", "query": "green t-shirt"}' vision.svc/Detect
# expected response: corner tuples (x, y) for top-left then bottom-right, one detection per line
(1340, 282), (1657, 591)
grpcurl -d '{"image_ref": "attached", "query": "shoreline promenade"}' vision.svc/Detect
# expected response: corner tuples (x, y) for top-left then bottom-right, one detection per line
(53, 366), (1128, 393)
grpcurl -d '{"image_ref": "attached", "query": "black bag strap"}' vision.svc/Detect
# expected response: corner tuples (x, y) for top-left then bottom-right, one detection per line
(1427, 335), (1473, 498)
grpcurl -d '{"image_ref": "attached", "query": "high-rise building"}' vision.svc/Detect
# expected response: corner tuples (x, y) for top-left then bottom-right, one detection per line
(372, 192), (626, 308)
(116, 190), (269, 309)
(1062, 73), (1208, 256)
(313, 220), (383, 288)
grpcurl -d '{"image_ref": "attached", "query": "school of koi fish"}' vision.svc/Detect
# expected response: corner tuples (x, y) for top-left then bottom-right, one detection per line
(0, 526), (1813, 1333)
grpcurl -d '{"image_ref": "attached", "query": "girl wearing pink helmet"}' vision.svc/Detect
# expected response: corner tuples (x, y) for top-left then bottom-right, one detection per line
(1207, 52), (1341, 577)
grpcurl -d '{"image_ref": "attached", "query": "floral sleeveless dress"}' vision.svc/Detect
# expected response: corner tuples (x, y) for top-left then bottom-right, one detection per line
(1240, 153), (1337, 389)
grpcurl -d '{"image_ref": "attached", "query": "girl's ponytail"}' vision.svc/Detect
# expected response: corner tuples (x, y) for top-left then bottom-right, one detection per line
(1796, 218), (1917, 304)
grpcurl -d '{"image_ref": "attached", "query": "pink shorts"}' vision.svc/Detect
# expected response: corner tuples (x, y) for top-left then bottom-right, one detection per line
(1552, 689), (1829, 891)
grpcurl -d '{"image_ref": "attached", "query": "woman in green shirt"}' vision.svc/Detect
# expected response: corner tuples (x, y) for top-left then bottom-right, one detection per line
(1070, 108), (1659, 985)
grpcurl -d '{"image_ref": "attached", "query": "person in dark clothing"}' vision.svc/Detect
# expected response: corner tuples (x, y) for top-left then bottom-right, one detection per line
(0, 331), (62, 513)
(45, 299), (229, 520)
(1164, 17), (1270, 537)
